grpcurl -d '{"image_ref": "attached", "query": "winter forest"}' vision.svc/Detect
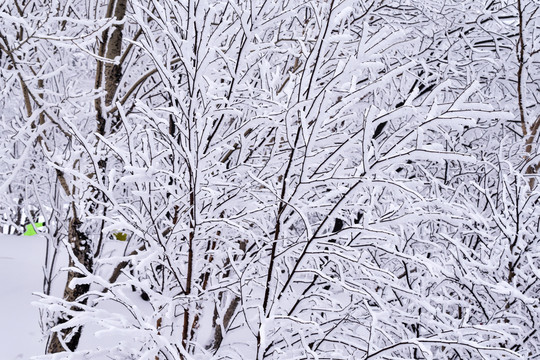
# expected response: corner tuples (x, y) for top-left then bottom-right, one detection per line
(1, 0), (540, 358)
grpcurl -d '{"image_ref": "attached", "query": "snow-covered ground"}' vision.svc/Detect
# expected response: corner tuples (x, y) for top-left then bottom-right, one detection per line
(0, 234), (46, 359)
(0, 234), (142, 359)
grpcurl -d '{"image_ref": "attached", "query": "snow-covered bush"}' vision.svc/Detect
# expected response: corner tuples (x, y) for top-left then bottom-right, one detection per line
(1, 0), (538, 358)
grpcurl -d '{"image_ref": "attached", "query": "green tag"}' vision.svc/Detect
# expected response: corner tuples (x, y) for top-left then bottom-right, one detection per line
(23, 222), (44, 236)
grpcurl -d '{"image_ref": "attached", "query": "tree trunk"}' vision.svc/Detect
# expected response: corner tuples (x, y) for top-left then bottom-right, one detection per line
(47, 0), (127, 353)
(47, 213), (93, 352)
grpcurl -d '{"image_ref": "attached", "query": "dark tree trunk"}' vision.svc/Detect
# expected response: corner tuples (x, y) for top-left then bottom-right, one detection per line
(47, 215), (93, 352)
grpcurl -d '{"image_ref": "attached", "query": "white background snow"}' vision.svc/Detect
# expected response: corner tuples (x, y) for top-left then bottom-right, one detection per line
(0, 234), (46, 359)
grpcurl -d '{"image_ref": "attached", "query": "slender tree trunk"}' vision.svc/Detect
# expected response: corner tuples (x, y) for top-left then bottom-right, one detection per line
(47, 208), (93, 352)
(47, 0), (127, 352)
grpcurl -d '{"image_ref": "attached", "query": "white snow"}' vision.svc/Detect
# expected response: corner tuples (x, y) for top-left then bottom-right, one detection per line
(0, 234), (46, 359)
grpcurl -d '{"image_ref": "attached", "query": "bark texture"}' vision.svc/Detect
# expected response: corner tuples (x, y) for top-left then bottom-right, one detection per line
(47, 216), (93, 352)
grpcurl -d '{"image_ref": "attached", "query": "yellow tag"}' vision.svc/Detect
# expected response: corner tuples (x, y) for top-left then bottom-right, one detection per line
(113, 232), (127, 241)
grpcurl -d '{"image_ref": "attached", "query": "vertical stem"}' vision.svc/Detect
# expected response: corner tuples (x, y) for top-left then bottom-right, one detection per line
(182, 170), (196, 354)
(516, 1), (540, 186)
(94, 0), (117, 133)
(47, 205), (93, 353)
(517, 0), (527, 138)
(256, 127), (302, 359)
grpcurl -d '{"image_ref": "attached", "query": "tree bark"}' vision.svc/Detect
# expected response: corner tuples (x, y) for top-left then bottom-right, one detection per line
(47, 212), (93, 352)
(47, 0), (127, 353)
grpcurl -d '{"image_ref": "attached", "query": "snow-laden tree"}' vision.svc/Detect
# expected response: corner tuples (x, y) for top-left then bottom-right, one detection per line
(0, 0), (122, 352)
(1, 0), (539, 359)
(443, 0), (540, 357)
